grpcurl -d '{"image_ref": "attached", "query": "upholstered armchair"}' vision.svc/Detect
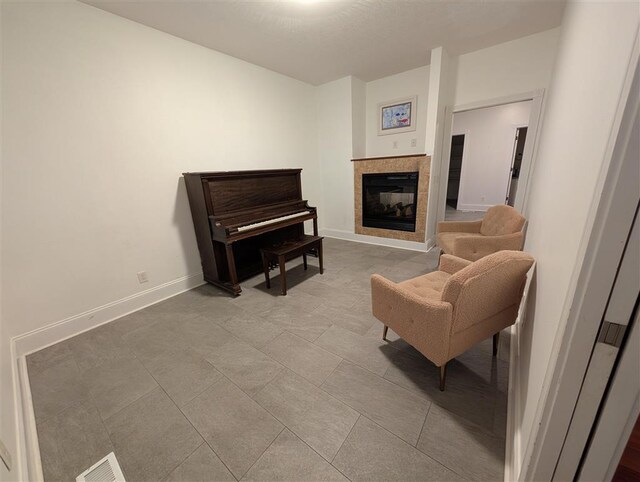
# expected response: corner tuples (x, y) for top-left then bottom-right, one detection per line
(437, 205), (527, 261)
(371, 250), (534, 390)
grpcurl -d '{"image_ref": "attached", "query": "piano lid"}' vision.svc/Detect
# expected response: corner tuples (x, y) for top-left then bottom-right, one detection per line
(183, 169), (303, 216)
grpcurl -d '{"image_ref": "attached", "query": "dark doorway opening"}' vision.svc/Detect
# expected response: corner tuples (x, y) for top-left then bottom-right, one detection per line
(507, 127), (528, 206)
(446, 134), (465, 209)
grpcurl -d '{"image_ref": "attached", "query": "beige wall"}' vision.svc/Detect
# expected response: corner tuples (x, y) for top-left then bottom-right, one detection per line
(451, 28), (561, 107)
(0, 3), (321, 478)
(516, 2), (639, 478)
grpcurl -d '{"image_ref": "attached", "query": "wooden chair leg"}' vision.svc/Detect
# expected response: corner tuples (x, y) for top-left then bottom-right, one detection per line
(493, 332), (500, 357)
(439, 363), (447, 391)
(382, 325), (389, 341)
(303, 252), (308, 270)
(318, 242), (324, 275)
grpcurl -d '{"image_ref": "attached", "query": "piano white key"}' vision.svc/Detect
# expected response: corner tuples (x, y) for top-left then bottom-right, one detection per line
(237, 210), (311, 232)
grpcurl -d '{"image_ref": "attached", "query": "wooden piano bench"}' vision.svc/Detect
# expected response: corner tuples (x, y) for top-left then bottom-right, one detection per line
(260, 234), (324, 296)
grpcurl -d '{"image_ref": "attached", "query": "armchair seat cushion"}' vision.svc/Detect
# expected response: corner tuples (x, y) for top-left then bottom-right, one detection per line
(398, 270), (450, 300)
(436, 232), (477, 255)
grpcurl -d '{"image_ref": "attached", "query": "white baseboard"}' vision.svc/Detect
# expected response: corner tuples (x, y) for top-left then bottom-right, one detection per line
(13, 272), (204, 358)
(455, 203), (491, 212)
(320, 228), (429, 252)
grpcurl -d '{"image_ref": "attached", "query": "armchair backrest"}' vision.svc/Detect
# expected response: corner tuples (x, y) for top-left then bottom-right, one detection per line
(441, 250), (534, 334)
(480, 205), (526, 236)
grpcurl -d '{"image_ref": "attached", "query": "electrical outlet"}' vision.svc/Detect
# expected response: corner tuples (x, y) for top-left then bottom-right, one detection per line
(411, 138), (417, 147)
(392, 140), (398, 149)
(0, 437), (12, 471)
(137, 271), (148, 284)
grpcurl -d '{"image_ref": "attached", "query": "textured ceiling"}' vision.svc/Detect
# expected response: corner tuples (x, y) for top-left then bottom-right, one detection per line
(82, 0), (565, 85)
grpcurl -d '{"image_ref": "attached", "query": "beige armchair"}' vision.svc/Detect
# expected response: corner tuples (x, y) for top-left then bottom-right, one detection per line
(437, 204), (526, 261)
(371, 250), (534, 390)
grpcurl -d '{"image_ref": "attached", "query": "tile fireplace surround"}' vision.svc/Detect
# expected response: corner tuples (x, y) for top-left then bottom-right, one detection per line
(353, 154), (430, 242)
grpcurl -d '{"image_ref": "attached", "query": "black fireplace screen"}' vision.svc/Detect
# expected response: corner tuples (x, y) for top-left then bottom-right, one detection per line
(362, 172), (419, 232)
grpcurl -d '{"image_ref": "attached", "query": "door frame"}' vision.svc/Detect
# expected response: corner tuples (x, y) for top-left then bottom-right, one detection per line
(433, 90), (544, 228)
(518, 50), (639, 481)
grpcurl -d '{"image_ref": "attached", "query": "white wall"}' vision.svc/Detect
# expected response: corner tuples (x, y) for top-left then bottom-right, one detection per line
(365, 66), (429, 157)
(316, 77), (354, 234)
(452, 28), (561, 107)
(452, 101), (532, 211)
(1, 3), (321, 477)
(515, 2), (639, 478)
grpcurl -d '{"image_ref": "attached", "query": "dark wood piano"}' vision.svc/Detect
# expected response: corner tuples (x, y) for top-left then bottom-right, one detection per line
(182, 169), (318, 295)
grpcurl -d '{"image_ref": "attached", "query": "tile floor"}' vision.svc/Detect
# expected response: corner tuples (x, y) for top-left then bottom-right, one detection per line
(27, 238), (509, 482)
(444, 206), (485, 222)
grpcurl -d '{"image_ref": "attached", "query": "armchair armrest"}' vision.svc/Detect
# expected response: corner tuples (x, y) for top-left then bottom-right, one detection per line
(371, 274), (453, 366)
(437, 220), (482, 234)
(439, 254), (472, 274)
(453, 232), (524, 262)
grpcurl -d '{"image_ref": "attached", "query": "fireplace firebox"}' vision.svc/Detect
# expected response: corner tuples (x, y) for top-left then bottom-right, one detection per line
(362, 172), (419, 232)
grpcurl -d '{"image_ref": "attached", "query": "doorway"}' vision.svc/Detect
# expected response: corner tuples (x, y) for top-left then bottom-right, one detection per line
(507, 127), (528, 206)
(446, 134), (465, 209)
(444, 100), (533, 221)
(432, 90), (545, 238)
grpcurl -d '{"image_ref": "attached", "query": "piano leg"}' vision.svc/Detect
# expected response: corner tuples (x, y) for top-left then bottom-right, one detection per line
(303, 253), (308, 270)
(225, 244), (241, 295)
(318, 241), (324, 275)
(261, 251), (271, 289)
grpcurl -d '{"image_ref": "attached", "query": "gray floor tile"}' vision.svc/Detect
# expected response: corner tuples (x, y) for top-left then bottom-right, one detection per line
(30, 357), (89, 424)
(314, 325), (397, 376)
(37, 402), (113, 482)
(262, 304), (333, 342)
(30, 238), (508, 481)
(104, 388), (203, 482)
(163, 444), (235, 482)
(242, 429), (348, 482)
(417, 404), (505, 481)
(205, 339), (283, 397)
(314, 302), (377, 336)
(143, 348), (223, 407)
(332, 417), (464, 482)
(26, 342), (74, 378)
(81, 355), (158, 420)
(384, 349), (505, 431)
(322, 361), (430, 445)
(262, 332), (342, 386)
(66, 323), (134, 371)
(254, 371), (359, 461)
(217, 311), (284, 349)
(121, 317), (192, 365)
(183, 378), (283, 479)
(293, 280), (360, 310)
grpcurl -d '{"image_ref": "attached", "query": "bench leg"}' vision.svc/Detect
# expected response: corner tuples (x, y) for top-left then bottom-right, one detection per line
(303, 253), (308, 270)
(318, 241), (324, 275)
(261, 252), (271, 289)
(278, 255), (287, 295)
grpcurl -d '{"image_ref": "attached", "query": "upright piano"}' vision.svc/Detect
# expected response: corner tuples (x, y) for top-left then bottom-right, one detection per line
(182, 169), (318, 295)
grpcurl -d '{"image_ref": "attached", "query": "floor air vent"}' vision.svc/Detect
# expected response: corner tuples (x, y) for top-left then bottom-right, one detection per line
(76, 452), (125, 482)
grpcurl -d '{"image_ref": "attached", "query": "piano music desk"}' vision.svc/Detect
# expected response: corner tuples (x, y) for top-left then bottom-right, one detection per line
(260, 235), (324, 296)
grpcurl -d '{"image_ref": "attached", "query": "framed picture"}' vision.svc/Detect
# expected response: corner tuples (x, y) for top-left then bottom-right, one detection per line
(378, 96), (417, 136)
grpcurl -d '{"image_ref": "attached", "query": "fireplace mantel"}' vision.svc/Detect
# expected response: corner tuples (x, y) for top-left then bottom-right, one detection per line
(353, 155), (430, 242)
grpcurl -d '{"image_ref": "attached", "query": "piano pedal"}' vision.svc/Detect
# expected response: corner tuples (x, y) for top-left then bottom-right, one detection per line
(307, 248), (319, 258)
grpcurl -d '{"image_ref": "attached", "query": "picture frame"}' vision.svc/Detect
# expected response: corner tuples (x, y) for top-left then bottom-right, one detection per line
(377, 95), (417, 136)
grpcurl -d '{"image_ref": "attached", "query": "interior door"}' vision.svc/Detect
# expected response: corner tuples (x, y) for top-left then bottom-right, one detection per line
(553, 205), (640, 481)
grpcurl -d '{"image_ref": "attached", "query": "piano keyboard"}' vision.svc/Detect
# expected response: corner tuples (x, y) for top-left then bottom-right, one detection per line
(236, 210), (312, 232)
